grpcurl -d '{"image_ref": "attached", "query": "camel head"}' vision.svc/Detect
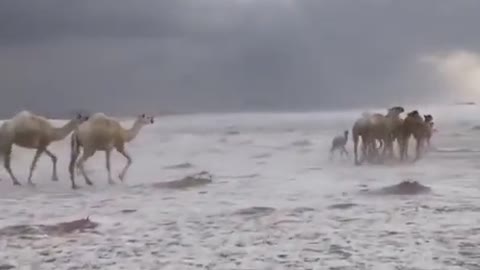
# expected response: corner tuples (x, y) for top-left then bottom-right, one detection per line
(74, 113), (90, 123)
(386, 106), (405, 117)
(423, 114), (433, 123)
(406, 110), (425, 124)
(136, 113), (155, 125)
(407, 110), (420, 118)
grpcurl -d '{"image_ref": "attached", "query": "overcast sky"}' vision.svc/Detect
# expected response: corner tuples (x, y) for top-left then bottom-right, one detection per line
(1, 0), (480, 117)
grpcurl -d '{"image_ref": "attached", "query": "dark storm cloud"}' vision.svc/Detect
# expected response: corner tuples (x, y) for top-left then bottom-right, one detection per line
(0, 0), (479, 117)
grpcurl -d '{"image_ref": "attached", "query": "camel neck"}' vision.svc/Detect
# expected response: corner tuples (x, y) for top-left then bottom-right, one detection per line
(52, 120), (78, 141)
(386, 112), (399, 118)
(125, 120), (144, 142)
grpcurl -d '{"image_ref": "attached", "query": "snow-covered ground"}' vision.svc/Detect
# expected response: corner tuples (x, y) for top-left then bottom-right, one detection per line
(1, 104), (480, 269)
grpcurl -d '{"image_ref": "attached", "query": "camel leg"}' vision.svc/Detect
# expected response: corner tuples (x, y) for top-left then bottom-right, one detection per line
(3, 145), (20, 186)
(399, 138), (405, 161)
(69, 147), (81, 189)
(383, 137), (390, 158)
(338, 148), (344, 159)
(353, 135), (360, 165)
(391, 135), (398, 159)
(375, 141), (380, 162)
(105, 149), (115, 185)
(27, 148), (45, 186)
(364, 139), (370, 163)
(404, 137), (410, 160)
(372, 140), (380, 163)
(360, 137), (368, 164)
(391, 138), (397, 159)
(414, 137), (422, 161)
(116, 146), (132, 182)
(77, 148), (95, 186)
(367, 140), (373, 163)
(44, 149), (58, 181)
(400, 135), (409, 161)
(392, 137), (399, 160)
(397, 138), (403, 159)
(329, 146), (337, 161)
(399, 137), (405, 161)
(384, 138), (393, 160)
(380, 138), (389, 163)
(366, 138), (375, 163)
(342, 146), (348, 157)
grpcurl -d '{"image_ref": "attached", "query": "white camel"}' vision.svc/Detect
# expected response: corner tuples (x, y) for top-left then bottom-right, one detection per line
(0, 111), (88, 186)
(68, 113), (154, 189)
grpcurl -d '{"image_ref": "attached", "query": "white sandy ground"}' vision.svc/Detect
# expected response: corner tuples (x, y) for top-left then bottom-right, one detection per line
(1, 105), (480, 269)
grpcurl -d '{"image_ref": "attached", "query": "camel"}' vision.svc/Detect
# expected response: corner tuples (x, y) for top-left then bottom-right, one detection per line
(423, 114), (434, 149)
(399, 111), (433, 161)
(329, 130), (349, 160)
(369, 106), (405, 161)
(68, 113), (154, 189)
(382, 107), (406, 160)
(352, 114), (369, 165)
(0, 111), (89, 186)
(352, 106), (404, 165)
(352, 112), (381, 165)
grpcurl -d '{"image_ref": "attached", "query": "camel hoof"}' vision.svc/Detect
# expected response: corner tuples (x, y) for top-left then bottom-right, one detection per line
(28, 182), (36, 187)
(52, 176), (59, 182)
(86, 181), (93, 186)
(13, 181), (21, 186)
(72, 184), (80, 190)
(108, 179), (116, 185)
(118, 174), (125, 182)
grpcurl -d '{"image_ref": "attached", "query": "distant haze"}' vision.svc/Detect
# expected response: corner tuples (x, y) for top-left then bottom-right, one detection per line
(1, 0), (480, 117)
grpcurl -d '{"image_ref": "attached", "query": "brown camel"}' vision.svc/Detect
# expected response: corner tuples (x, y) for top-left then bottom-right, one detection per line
(399, 111), (433, 161)
(371, 106), (405, 160)
(352, 113), (373, 165)
(69, 113), (154, 189)
(351, 106), (404, 165)
(0, 111), (88, 186)
(382, 107), (406, 160)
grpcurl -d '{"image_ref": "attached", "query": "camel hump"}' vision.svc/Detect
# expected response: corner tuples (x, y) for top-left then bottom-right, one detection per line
(12, 110), (33, 121)
(355, 117), (369, 127)
(88, 113), (115, 126)
(82, 114), (120, 135)
(16, 110), (33, 117)
(369, 114), (385, 124)
(89, 113), (108, 121)
(407, 110), (419, 117)
(11, 111), (50, 132)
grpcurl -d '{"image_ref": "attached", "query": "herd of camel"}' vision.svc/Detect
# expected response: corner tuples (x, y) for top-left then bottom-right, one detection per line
(331, 106), (435, 165)
(0, 111), (154, 189)
(0, 107), (434, 190)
